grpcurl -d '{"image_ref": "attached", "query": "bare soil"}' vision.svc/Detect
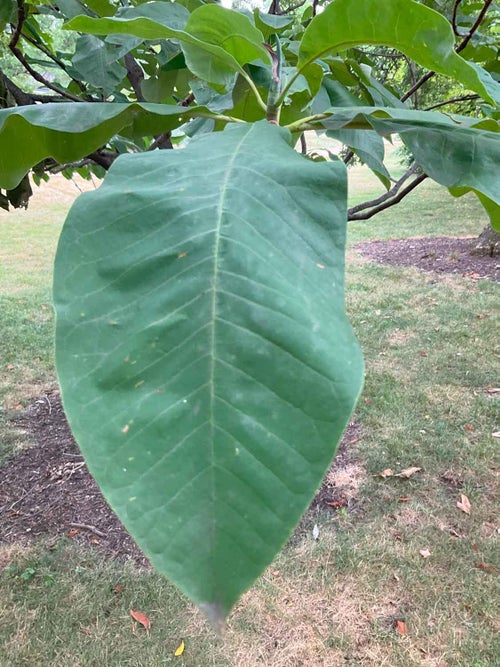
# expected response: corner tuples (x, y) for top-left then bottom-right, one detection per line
(356, 236), (499, 282)
(0, 392), (361, 561)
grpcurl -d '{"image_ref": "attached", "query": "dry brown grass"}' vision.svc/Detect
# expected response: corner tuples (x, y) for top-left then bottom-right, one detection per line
(325, 462), (367, 501)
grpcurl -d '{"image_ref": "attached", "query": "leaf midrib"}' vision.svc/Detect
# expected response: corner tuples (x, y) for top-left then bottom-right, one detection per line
(207, 125), (253, 593)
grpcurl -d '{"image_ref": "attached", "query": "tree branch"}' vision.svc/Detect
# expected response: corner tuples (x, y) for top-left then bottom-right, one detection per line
(268, 0), (280, 14)
(452, 0), (464, 37)
(401, 0), (493, 103)
(424, 94), (479, 110)
(279, 0), (307, 14)
(87, 150), (118, 170)
(456, 0), (493, 53)
(299, 133), (307, 154)
(9, 1), (84, 103)
(0, 69), (33, 106)
(124, 53), (145, 102)
(348, 167), (427, 221)
(148, 132), (173, 151)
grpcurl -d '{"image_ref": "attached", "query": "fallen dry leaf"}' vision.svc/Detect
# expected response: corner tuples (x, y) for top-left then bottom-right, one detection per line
(379, 468), (394, 478)
(326, 499), (347, 508)
(130, 609), (151, 631)
(65, 528), (79, 538)
(398, 497), (411, 502)
(475, 562), (497, 573)
(471, 542), (479, 553)
(418, 350), (428, 357)
(114, 584), (126, 594)
(456, 494), (471, 515)
(464, 424), (475, 432)
(174, 639), (185, 656)
(396, 620), (408, 635)
(395, 466), (422, 478)
(419, 549), (431, 558)
(6, 364), (14, 371)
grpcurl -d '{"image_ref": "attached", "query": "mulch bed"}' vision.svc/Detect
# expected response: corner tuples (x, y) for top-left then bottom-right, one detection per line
(356, 236), (499, 282)
(0, 392), (360, 561)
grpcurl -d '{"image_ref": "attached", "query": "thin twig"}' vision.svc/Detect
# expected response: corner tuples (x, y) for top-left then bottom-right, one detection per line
(343, 149), (354, 165)
(299, 133), (307, 154)
(424, 94), (479, 110)
(20, 31), (89, 96)
(69, 523), (106, 538)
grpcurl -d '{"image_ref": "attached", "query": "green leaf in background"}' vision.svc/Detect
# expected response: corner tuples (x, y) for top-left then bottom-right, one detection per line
(53, 121), (364, 620)
(66, 3), (270, 88)
(183, 5), (269, 70)
(0, 0), (16, 31)
(84, 0), (117, 17)
(253, 9), (294, 40)
(0, 102), (214, 190)
(328, 129), (391, 189)
(298, 0), (499, 105)
(73, 35), (127, 93)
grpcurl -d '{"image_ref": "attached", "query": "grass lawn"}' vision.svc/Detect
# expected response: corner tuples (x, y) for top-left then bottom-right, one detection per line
(0, 164), (498, 666)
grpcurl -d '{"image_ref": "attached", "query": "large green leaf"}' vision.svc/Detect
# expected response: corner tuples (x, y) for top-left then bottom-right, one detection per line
(73, 34), (127, 93)
(66, 3), (270, 88)
(328, 129), (391, 189)
(312, 107), (500, 226)
(53, 121), (363, 620)
(309, 107), (500, 215)
(0, 102), (214, 189)
(298, 0), (499, 105)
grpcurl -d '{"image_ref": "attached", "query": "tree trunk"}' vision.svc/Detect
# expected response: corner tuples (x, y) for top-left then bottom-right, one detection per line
(471, 224), (500, 257)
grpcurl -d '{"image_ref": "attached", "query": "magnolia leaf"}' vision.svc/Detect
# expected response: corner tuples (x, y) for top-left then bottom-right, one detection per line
(129, 609), (151, 631)
(54, 121), (363, 621)
(312, 107), (500, 218)
(66, 3), (270, 88)
(298, 0), (498, 105)
(0, 102), (212, 190)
